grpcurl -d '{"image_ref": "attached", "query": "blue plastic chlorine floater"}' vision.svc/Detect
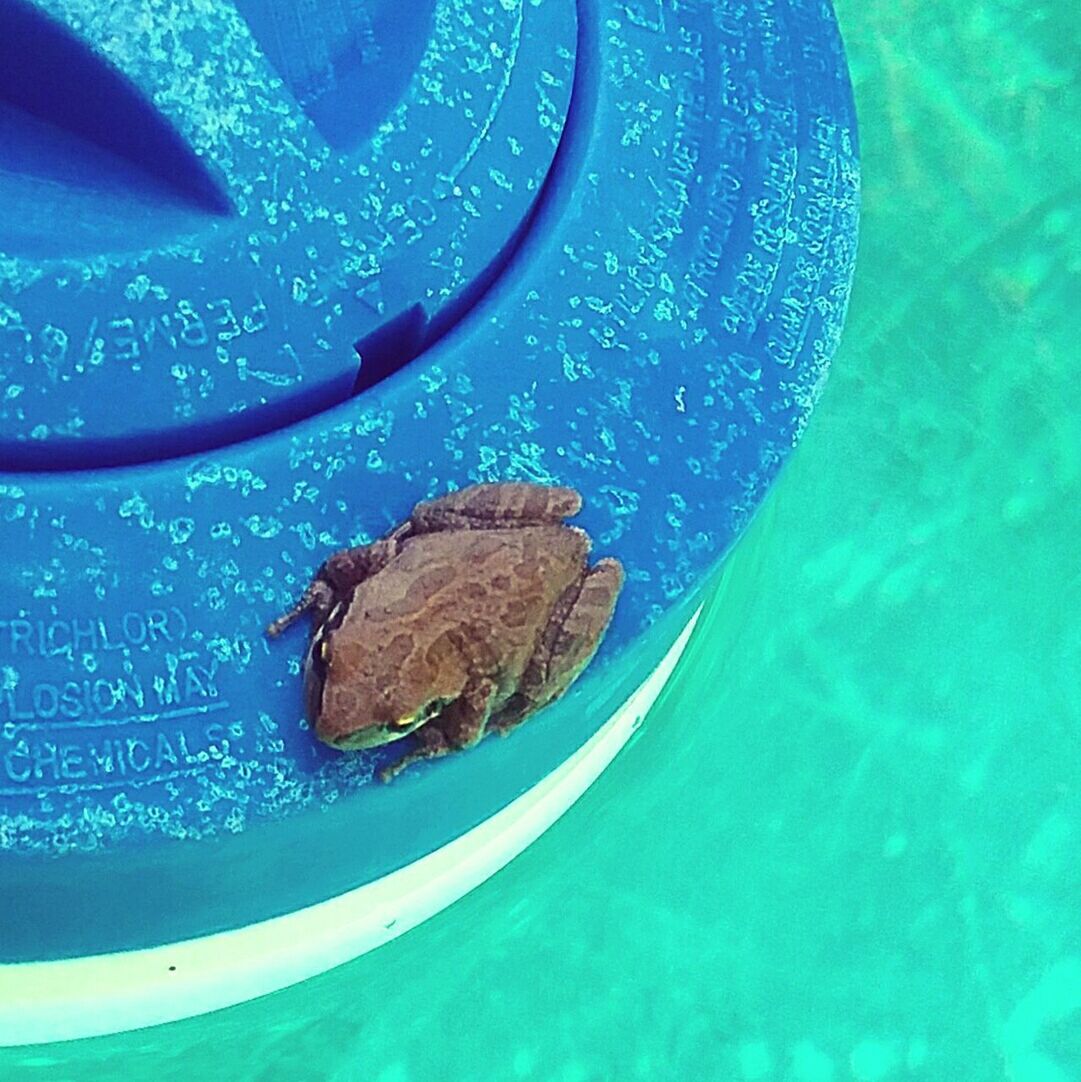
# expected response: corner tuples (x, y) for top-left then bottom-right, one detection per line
(0, 0), (858, 1042)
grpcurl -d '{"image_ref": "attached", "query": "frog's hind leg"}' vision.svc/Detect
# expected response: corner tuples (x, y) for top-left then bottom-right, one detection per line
(490, 557), (624, 735)
(405, 482), (583, 536)
(266, 538), (398, 636)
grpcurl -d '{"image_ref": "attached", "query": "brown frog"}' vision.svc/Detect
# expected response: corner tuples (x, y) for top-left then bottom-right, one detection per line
(267, 482), (624, 782)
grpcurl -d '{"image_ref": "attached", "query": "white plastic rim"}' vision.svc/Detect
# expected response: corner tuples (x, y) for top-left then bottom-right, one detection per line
(0, 607), (700, 1046)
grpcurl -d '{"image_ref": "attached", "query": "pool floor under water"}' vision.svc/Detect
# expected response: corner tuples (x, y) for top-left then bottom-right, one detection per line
(3, 0), (1080, 1077)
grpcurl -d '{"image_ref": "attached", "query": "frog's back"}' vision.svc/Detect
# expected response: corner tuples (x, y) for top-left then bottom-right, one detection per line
(399, 523), (588, 605)
(348, 524), (588, 661)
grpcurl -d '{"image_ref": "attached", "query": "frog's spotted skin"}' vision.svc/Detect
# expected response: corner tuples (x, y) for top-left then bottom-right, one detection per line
(268, 483), (624, 780)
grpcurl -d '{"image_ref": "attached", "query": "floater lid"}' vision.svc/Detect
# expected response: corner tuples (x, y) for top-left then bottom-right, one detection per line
(0, 0), (859, 975)
(0, 0), (573, 465)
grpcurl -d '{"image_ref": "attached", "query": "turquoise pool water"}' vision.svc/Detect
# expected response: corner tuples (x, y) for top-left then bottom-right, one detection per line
(4, 0), (1079, 1077)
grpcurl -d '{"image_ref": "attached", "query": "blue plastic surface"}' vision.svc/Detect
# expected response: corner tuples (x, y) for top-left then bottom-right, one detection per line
(0, 0), (858, 961)
(0, 0), (574, 463)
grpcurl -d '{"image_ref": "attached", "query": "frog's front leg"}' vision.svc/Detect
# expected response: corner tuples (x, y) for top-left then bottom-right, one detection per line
(378, 677), (498, 782)
(376, 725), (449, 784)
(403, 482), (583, 537)
(266, 538), (398, 636)
(490, 558), (624, 735)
